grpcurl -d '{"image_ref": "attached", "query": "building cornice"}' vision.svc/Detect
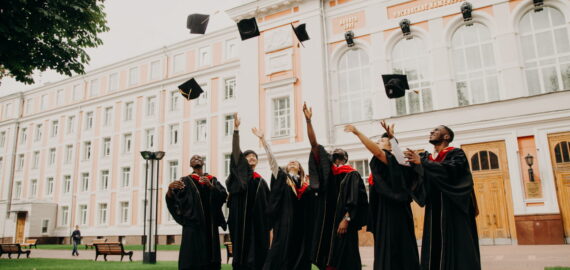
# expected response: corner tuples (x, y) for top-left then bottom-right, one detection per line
(225, 0), (306, 21)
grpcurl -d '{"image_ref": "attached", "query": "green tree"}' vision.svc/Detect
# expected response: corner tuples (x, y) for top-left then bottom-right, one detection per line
(0, 0), (109, 84)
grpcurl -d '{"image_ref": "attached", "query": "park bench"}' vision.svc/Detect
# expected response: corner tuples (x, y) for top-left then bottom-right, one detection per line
(94, 242), (133, 262)
(85, 238), (107, 249)
(223, 242), (233, 264)
(20, 239), (38, 249)
(0, 244), (31, 259)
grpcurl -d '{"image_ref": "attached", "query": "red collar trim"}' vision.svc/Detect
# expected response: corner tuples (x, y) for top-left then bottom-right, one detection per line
(367, 173), (374, 186)
(429, 147), (455, 162)
(296, 182), (309, 199)
(190, 174), (213, 185)
(252, 172), (262, 179)
(331, 165), (356, 175)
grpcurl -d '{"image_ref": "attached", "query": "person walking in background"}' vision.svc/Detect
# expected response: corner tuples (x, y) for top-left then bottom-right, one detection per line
(71, 225), (81, 256)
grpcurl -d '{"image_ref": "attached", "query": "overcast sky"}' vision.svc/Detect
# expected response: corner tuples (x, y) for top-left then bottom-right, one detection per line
(0, 0), (248, 97)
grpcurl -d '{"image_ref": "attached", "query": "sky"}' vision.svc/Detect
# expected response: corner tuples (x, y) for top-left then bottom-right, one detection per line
(0, 0), (248, 97)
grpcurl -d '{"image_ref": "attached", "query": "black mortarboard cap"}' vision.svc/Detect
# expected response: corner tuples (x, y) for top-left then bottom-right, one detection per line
(237, 17), (260, 41)
(187, 14), (210, 34)
(382, 74), (410, 99)
(178, 78), (204, 100)
(291, 23), (310, 47)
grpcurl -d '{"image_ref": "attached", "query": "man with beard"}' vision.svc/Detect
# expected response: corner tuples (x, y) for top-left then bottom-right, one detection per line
(345, 121), (420, 270)
(404, 125), (480, 270)
(226, 113), (270, 270)
(303, 102), (368, 270)
(251, 127), (313, 270)
(166, 155), (228, 270)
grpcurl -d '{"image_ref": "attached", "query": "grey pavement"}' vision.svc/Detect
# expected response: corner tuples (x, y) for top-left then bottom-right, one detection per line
(12, 245), (570, 270)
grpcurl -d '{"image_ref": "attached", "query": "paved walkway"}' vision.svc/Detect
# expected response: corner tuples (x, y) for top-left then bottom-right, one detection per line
(15, 245), (570, 270)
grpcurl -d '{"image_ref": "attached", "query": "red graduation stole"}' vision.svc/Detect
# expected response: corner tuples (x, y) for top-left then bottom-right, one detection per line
(331, 164), (356, 176)
(190, 174), (213, 185)
(295, 182), (309, 199)
(367, 173), (374, 186)
(428, 147), (455, 162)
(252, 172), (262, 179)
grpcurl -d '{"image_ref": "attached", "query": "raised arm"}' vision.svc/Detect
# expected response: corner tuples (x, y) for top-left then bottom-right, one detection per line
(303, 102), (318, 150)
(252, 127), (279, 178)
(344, 124), (388, 164)
(232, 112), (242, 163)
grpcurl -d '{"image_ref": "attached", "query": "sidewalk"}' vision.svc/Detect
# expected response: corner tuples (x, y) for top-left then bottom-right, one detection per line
(19, 245), (570, 270)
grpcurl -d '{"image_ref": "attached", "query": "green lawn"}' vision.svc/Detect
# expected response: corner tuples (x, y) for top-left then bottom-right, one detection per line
(35, 244), (183, 251)
(0, 258), (233, 270)
(545, 268), (570, 270)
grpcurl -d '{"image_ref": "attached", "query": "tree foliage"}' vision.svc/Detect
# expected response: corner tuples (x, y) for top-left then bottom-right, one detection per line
(0, 0), (109, 84)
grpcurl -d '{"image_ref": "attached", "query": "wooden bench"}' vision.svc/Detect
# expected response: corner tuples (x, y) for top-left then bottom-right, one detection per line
(0, 244), (31, 259)
(20, 239), (38, 249)
(85, 238), (107, 249)
(94, 242), (133, 262)
(223, 242), (233, 264)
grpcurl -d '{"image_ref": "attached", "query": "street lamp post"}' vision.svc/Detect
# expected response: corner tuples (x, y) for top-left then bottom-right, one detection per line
(140, 151), (165, 264)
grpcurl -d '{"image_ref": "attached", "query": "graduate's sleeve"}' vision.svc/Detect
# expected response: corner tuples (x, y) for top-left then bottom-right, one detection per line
(308, 144), (332, 192)
(165, 178), (194, 226)
(211, 177), (228, 230)
(266, 169), (288, 227)
(370, 154), (410, 202)
(411, 153), (428, 207)
(226, 130), (250, 194)
(344, 171), (368, 229)
(419, 148), (474, 213)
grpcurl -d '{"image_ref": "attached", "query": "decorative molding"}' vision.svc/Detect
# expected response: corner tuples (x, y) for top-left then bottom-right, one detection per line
(262, 76), (298, 89)
(225, 0), (305, 21)
(264, 49), (293, 75)
(264, 27), (293, 52)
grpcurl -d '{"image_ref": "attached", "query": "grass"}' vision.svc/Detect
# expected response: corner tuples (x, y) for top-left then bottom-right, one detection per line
(0, 258), (233, 270)
(35, 244), (183, 251)
(545, 268), (570, 270)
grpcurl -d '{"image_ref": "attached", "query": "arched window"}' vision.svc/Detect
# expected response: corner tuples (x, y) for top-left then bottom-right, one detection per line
(471, 150), (500, 171)
(452, 23), (499, 106)
(391, 38), (432, 115)
(337, 48), (372, 123)
(554, 141), (570, 163)
(519, 7), (570, 95)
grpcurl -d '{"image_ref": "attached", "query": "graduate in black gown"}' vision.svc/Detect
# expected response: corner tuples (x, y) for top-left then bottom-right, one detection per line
(345, 121), (420, 270)
(404, 125), (480, 270)
(226, 113), (270, 270)
(251, 127), (313, 270)
(303, 102), (368, 270)
(166, 155), (228, 270)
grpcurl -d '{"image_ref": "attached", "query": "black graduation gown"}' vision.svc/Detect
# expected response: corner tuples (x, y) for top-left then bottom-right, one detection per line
(165, 175), (228, 270)
(367, 153), (420, 270)
(308, 144), (368, 270)
(263, 169), (313, 270)
(226, 151), (270, 270)
(413, 148), (480, 270)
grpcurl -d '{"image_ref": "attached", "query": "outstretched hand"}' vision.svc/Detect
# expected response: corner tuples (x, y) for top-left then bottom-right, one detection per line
(303, 102), (312, 121)
(252, 127), (264, 139)
(404, 148), (421, 165)
(380, 120), (395, 139)
(233, 113), (240, 129)
(344, 124), (358, 134)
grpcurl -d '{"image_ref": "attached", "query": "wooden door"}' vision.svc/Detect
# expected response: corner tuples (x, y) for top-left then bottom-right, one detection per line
(547, 132), (570, 237)
(462, 141), (514, 244)
(15, 212), (26, 243)
(411, 202), (425, 240)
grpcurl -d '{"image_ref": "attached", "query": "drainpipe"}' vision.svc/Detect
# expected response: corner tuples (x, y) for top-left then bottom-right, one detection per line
(319, 0), (334, 146)
(5, 93), (24, 219)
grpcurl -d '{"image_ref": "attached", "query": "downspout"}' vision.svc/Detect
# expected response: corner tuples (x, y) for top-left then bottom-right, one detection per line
(5, 93), (24, 218)
(319, 0), (334, 146)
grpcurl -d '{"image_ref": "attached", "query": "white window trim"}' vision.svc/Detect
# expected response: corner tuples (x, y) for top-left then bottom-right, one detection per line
(265, 85), (295, 140)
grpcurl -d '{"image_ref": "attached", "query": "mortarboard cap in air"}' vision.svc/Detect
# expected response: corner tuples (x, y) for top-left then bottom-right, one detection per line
(237, 17), (260, 41)
(178, 78), (204, 100)
(187, 14), (210, 34)
(291, 23), (310, 47)
(382, 74), (410, 99)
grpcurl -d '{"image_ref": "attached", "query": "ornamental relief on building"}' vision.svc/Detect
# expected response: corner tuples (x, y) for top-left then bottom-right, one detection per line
(264, 26), (292, 53)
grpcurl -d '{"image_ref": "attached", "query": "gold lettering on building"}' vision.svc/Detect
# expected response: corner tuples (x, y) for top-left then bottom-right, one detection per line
(391, 0), (462, 18)
(339, 16), (359, 31)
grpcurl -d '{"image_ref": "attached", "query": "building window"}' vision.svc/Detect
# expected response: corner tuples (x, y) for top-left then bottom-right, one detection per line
(17, 154), (24, 170)
(146, 96), (156, 116)
(196, 119), (207, 142)
(104, 107), (113, 126)
(121, 167), (130, 187)
(79, 205), (88, 225)
(51, 120), (58, 137)
(26, 98), (33, 114)
(98, 203), (108, 225)
(81, 173), (89, 192)
(85, 112), (93, 130)
(14, 181), (21, 199)
(452, 23), (499, 106)
(225, 38), (238, 59)
(65, 145), (73, 164)
(173, 53), (185, 73)
(124, 102), (133, 121)
(224, 114), (234, 136)
(84, 141), (91, 160)
(199, 46), (211, 66)
(224, 77), (236, 100)
(123, 133), (132, 153)
(20, 128), (27, 144)
(100, 170), (109, 190)
(73, 84), (83, 101)
(48, 148), (56, 165)
(554, 141), (570, 163)
(224, 154), (231, 177)
(129, 67), (139, 86)
(109, 73), (119, 91)
(196, 84), (208, 105)
(35, 124), (43, 142)
(349, 159), (370, 185)
(32, 151), (39, 169)
(90, 79), (99, 97)
(41, 219), (49, 233)
(56, 89), (64, 105)
(46, 177), (54, 195)
(120, 202), (130, 224)
(61, 206), (69, 225)
(150, 60), (161, 80)
(63, 175), (71, 193)
(67, 116), (75, 134)
(103, 137), (111, 157)
(170, 90), (180, 111)
(41, 94), (48, 111)
(30, 179), (37, 197)
(3, 103), (12, 119)
(169, 124), (179, 145)
(272, 97), (291, 137)
(337, 49), (372, 123)
(392, 37), (433, 115)
(470, 150), (500, 171)
(0, 131), (4, 147)
(169, 161), (178, 183)
(519, 7), (570, 95)
(146, 129), (155, 149)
